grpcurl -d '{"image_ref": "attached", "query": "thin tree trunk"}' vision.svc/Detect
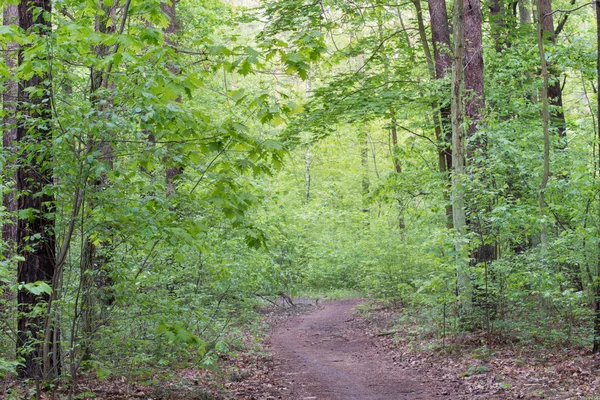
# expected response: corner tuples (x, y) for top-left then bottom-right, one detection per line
(360, 132), (370, 214)
(80, 3), (117, 361)
(539, 0), (566, 139)
(592, 0), (600, 354)
(16, 0), (56, 379)
(537, 0), (551, 248)
(379, 14), (407, 231)
(304, 76), (312, 203)
(390, 123), (405, 231)
(3, 5), (18, 256)
(162, 0), (183, 198)
(490, 0), (508, 51)
(304, 147), (312, 203)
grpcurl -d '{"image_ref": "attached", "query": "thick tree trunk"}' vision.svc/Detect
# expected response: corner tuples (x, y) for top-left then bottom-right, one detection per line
(465, 0), (496, 265)
(16, 0), (56, 379)
(464, 0), (485, 158)
(519, 0), (531, 24)
(425, 0), (454, 227)
(428, 0), (452, 81)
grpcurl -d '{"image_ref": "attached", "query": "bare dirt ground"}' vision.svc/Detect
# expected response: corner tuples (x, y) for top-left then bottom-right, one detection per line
(266, 299), (471, 400)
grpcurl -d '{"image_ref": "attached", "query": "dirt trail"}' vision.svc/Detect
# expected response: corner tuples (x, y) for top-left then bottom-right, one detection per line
(269, 299), (466, 400)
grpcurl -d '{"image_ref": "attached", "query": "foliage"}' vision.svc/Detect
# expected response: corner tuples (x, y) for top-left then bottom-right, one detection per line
(2, 0), (600, 395)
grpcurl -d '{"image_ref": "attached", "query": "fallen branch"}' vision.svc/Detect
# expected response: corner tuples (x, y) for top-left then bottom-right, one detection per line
(255, 293), (281, 308)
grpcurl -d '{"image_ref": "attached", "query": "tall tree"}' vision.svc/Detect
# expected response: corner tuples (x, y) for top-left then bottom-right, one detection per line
(416, 0), (453, 227)
(464, 0), (497, 265)
(427, 0), (452, 166)
(80, 1), (118, 361)
(537, 0), (551, 248)
(389, 122), (406, 231)
(360, 131), (370, 215)
(162, 0), (183, 198)
(452, 0), (471, 310)
(593, 0), (600, 354)
(3, 5), (18, 254)
(464, 0), (485, 157)
(16, 0), (56, 379)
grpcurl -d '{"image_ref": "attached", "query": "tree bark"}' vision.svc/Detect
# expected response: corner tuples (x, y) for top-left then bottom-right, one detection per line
(464, 0), (485, 158)
(451, 0), (472, 311)
(428, 0), (452, 82)
(424, 0), (454, 227)
(465, 0), (496, 265)
(519, 0), (531, 24)
(16, 0), (56, 379)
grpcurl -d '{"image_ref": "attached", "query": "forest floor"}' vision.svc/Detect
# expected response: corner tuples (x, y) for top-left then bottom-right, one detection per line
(23, 298), (600, 399)
(229, 298), (600, 400)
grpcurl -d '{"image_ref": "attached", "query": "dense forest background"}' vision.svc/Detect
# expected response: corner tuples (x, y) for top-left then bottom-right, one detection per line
(2, 0), (600, 397)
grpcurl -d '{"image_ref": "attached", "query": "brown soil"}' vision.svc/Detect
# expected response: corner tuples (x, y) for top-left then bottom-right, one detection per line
(268, 299), (470, 400)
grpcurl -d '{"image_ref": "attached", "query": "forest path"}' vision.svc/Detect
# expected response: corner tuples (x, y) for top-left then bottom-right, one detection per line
(269, 299), (465, 400)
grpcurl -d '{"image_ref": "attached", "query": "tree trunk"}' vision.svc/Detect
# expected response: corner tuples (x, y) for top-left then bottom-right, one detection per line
(3, 5), (18, 255)
(537, 0), (551, 248)
(423, 0), (454, 227)
(592, 0), (600, 354)
(304, 147), (312, 203)
(390, 123), (405, 231)
(490, 0), (505, 51)
(451, 0), (472, 311)
(360, 132), (370, 214)
(539, 0), (566, 139)
(16, 0), (56, 379)
(304, 77), (312, 203)
(162, 0), (183, 198)
(80, 3), (117, 361)
(465, 0), (497, 265)
(519, 0), (531, 24)
(464, 0), (485, 158)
